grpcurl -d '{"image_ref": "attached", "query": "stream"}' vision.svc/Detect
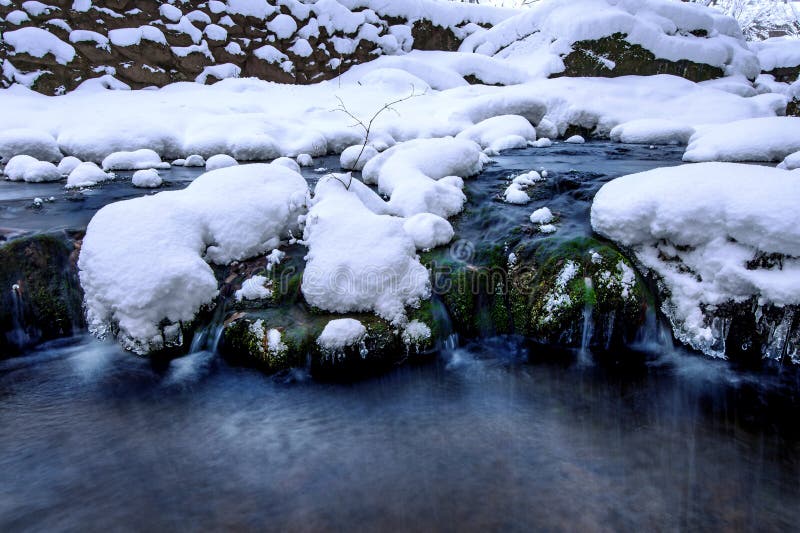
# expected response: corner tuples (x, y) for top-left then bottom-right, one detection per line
(1, 143), (799, 530)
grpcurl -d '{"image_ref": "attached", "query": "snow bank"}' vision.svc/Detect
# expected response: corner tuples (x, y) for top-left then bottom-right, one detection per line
(455, 114), (535, 154)
(778, 151), (800, 170)
(362, 137), (485, 218)
(610, 119), (694, 145)
(302, 175), (430, 325)
(750, 37), (800, 72)
(683, 117), (800, 162)
(0, 128), (62, 162)
(102, 149), (170, 171)
(79, 164), (308, 354)
(591, 162), (800, 356)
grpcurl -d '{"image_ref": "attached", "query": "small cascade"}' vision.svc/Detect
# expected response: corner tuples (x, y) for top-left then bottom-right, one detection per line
(188, 305), (227, 354)
(429, 295), (459, 353)
(577, 277), (594, 365)
(7, 283), (31, 348)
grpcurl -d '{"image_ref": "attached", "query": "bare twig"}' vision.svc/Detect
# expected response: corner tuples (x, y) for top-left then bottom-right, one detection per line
(330, 86), (425, 188)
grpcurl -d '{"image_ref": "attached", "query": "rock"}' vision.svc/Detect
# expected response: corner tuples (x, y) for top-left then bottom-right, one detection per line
(0, 233), (85, 356)
(558, 33), (725, 82)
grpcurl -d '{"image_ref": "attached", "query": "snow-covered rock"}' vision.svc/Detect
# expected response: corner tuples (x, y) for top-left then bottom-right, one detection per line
(317, 318), (367, 353)
(4, 155), (61, 182)
(591, 162), (800, 358)
(131, 168), (162, 188)
(57, 156), (82, 175)
(455, 114), (535, 155)
(683, 117), (800, 162)
(296, 153), (314, 167)
(102, 149), (170, 171)
(302, 175), (429, 325)
(778, 151), (800, 170)
(530, 207), (554, 225)
(362, 137), (485, 218)
(235, 275), (272, 301)
(66, 162), (113, 188)
(402, 212), (455, 251)
(184, 154), (205, 167)
(564, 135), (585, 144)
(205, 154), (238, 171)
(610, 119), (694, 145)
(79, 164), (308, 354)
(340, 144), (378, 171)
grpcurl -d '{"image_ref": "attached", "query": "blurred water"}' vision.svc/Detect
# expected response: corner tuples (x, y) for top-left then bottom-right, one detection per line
(1, 335), (799, 531)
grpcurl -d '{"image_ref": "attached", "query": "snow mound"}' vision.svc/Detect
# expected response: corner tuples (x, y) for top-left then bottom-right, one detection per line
(235, 275), (271, 301)
(205, 154), (238, 171)
(564, 135), (585, 144)
(362, 138), (485, 218)
(455, 114), (536, 154)
(66, 162), (113, 188)
(683, 117), (800, 162)
(184, 154), (205, 167)
(302, 175), (430, 325)
(530, 207), (554, 224)
(778, 151), (800, 170)
(102, 149), (170, 171)
(403, 213), (455, 251)
(131, 169), (162, 188)
(4, 27), (76, 65)
(340, 144), (379, 171)
(317, 318), (367, 352)
(610, 119), (694, 145)
(57, 156), (82, 175)
(3, 155), (61, 182)
(79, 164), (308, 354)
(0, 128), (62, 163)
(591, 162), (800, 357)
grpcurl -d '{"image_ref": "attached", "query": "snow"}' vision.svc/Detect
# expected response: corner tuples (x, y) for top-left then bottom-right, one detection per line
(296, 153), (314, 167)
(266, 328), (287, 356)
(317, 318), (367, 352)
(751, 37), (800, 72)
(778, 151), (800, 170)
(684, 117), (800, 163)
(530, 138), (552, 148)
(455, 114), (536, 154)
(362, 138), (485, 218)
(610, 119), (695, 145)
(195, 63), (241, 84)
(340, 144), (378, 171)
(204, 24), (228, 42)
(131, 168), (162, 188)
(205, 154), (238, 171)
(22, 1), (56, 17)
(159, 4), (183, 23)
(271, 157), (300, 174)
(503, 169), (544, 205)
(225, 0), (277, 19)
(460, 0), (759, 80)
(4, 27), (76, 65)
(289, 38), (313, 58)
(591, 162), (800, 357)
(268, 14), (298, 40)
(66, 162), (113, 188)
(184, 155), (205, 167)
(0, 128), (62, 162)
(402, 319), (431, 348)
(254, 44), (288, 64)
(402, 213), (455, 251)
(235, 275), (271, 301)
(57, 156), (82, 175)
(3, 155), (61, 182)
(302, 175), (429, 325)
(79, 163), (308, 354)
(166, 17), (203, 45)
(564, 135), (585, 144)
(108, 26), (167, 47)
(530, 206), (554, 224)
(69, 30), (110, 50)
(102, 149), (169, 171)
(7, 10), (31, 25)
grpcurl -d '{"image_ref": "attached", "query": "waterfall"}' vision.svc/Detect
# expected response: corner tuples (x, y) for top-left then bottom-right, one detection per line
(7, 283), (31, 348)
(189, 304), (227, 354)
(578, 277), (594, 365)
(429, 295), (459, 353)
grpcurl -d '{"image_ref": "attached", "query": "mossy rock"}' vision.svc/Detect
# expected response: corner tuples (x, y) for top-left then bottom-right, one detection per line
(0, 233), (85, 356)
(558, 32), (725, 82)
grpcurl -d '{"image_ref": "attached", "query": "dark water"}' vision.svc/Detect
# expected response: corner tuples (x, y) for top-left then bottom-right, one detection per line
(1, 335), (799, 531)
(2, 143), (799, 531)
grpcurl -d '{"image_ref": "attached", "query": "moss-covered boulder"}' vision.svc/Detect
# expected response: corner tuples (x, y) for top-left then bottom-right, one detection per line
(0, 233), (85, 356)
(558, 33), (725, 82)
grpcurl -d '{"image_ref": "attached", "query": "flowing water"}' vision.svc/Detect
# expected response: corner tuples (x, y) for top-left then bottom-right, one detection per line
(1, 144), (799, 531)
